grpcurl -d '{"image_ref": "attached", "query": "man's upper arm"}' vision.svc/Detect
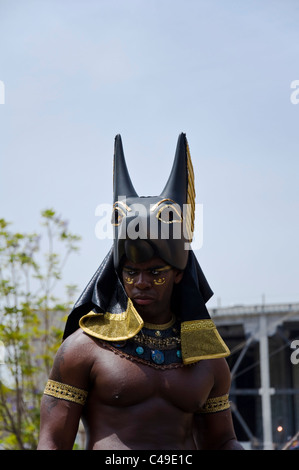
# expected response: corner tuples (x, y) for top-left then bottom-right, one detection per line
(193, 358), (242, 450)
(37, 330), (92, 450)
(38, 393), (84, 449)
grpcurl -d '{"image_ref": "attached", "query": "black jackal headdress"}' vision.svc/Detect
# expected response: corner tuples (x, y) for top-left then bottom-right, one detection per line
(63, 134), (229, 364)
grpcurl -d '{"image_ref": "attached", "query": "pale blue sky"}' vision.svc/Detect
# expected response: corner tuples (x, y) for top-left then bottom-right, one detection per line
(0, 0), (299, 307)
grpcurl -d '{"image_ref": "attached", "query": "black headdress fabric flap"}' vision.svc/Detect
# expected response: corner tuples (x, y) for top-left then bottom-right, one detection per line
(63, 248), (144, 342)
(172, 251), (230, 363)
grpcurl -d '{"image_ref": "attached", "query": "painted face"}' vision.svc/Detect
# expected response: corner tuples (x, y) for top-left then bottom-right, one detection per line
(122, 257), (183, 323)
(112, 133), (195, 272)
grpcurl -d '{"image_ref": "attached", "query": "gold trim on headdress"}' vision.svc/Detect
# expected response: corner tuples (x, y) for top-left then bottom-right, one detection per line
(79, 298), (144, 341)
(185, 138), (195, 242)
(180, 319), (230, 364)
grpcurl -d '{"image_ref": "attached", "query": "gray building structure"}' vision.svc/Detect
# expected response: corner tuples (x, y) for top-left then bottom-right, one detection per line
(211, 302), (299, 449)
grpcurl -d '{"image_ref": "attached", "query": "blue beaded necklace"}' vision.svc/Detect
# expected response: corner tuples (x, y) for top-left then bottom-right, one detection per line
(111, 316), (183, 368)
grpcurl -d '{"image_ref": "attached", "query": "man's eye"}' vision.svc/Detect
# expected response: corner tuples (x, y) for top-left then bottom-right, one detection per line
(124, 270), (137, 276)
(151, 270), (159, 275)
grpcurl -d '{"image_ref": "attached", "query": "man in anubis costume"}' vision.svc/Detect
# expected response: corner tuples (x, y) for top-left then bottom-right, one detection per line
(38, 134), (242, 450)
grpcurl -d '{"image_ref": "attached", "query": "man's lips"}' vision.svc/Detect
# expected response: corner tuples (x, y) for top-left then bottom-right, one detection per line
(133, 296), (155, 306)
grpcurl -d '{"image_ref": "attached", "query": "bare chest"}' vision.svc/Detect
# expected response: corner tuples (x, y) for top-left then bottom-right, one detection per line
(89, 342), (214, 413)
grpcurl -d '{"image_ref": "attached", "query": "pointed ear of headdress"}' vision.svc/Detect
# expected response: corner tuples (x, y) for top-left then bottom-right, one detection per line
(113, 134), (138, 202)
(160, 133), (187, 206)
(160, 133), (196, 241)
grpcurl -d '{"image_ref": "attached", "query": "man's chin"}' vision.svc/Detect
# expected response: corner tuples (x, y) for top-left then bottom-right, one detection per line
(133, 300), (153, 312)
(132, 300), (156, 317)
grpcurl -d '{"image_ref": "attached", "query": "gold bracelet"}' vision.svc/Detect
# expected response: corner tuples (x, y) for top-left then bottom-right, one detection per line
(44, 379), (88, 406)
(197, 394), (230, 414)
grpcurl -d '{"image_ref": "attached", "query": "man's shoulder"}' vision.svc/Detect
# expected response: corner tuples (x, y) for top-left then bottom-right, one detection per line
(50, 328), (101, 384)
(204, 357), (231, 395)
(194, 357), (229, 372)
(204, 357), (230, 377)
(56, 328), (99, 364)
(210, 357), (230, 370)
(63, 327), (95, 346)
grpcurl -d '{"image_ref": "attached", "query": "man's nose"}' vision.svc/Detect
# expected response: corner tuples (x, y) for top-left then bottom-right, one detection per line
(135, 272), (151, 289)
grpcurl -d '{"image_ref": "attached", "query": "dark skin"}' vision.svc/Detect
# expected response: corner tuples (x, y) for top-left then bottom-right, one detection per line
(38, 257), (243, 450)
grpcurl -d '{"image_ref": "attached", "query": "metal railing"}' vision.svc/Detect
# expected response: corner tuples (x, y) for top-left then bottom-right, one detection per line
(209, 302), (299, 317)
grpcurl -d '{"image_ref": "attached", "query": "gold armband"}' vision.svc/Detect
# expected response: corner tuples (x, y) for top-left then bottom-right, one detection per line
(44, 379), (88, 406)
(197, 394), (230, 414)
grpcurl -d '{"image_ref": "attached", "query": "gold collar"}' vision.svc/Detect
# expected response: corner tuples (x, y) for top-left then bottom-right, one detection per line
(143, 315), (176, 331)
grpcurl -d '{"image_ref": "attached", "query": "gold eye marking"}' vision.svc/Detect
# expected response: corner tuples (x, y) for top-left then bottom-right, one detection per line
(111, 201), (132, 226)
(150, 198), (176, 212)
(153, 277), (166, 286)
(114, 201), (132, 212)
(156, 204), (182, 224)
(111, 207), (126, 226)
(122, 265), (172, 286)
